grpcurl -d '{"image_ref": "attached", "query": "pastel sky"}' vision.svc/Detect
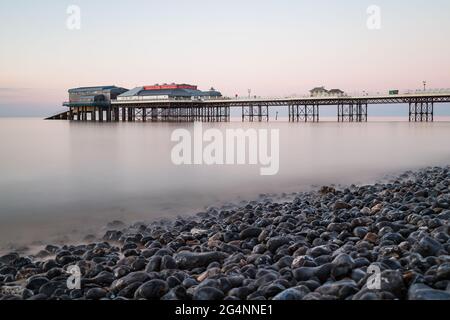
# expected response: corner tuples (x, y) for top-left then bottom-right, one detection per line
(1, 0), (450, 116)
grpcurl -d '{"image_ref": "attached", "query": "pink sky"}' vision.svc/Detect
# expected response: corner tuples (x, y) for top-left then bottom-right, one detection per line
(1, 0), (450, 115)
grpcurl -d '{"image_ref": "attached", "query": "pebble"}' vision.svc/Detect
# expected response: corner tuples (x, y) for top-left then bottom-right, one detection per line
(25, 276), (49, 292)
(239, 227), (262, 240)
(86, 288), (108, 300)
(134, 279), (169, 300)
(414, 236), (444, 257)
(408, 283), (450, 300)
(160, 256), (177, 270)
(193, 286), (225, 300)
(315, 279), (359, 300)
(173, 251), (227, 270)
(334, 201), (352, 210)
(331, 254), (355, 279)
(111, 271), (150, 292)
(273, 287), (310, 300)
(267, 237), (290, 253)
(293, 264), (332, 283)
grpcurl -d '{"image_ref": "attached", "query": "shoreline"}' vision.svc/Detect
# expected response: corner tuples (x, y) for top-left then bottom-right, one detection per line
(1, 166), (449, 300)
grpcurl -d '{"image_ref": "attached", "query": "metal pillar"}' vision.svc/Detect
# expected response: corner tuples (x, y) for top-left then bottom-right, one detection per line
(289, 104), (319, 122)
(127, 108), (132, 122)
(151, 108), (158, 121)
(121, 107), (126, 122)
(409, 99), (433, 122)
(338, 102), (367, 122)
(106, 107), (111, 122)
(242, 104), (268, 122)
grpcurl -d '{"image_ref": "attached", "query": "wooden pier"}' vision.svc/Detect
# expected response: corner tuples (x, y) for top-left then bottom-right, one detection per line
(47, 92), (450, 123)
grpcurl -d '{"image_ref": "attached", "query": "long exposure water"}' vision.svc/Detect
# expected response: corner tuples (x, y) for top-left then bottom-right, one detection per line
(1, 117), (450, 251)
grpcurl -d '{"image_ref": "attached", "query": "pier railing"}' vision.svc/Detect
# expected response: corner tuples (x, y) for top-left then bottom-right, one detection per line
(227, 88), (450, 101)
(109, 88), (450, 104)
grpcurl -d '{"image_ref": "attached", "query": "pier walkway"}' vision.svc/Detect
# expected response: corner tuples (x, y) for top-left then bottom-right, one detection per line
(48, 92), (450, 123)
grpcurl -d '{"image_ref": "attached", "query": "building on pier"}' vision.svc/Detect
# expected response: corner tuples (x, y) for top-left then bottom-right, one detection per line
(64, 86), (129, 107)
(328, 89), (345, 97)
(113, 84), (227, 123)
(117, 83), (222, 102)
(52, 83), (224, 122)
(310, 86), (328, 97)
(310, 87), (346, 97)
(60, 86), (128, 121)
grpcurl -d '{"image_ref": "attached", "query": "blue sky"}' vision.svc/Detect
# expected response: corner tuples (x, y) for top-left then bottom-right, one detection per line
(1, 0), (450, 116)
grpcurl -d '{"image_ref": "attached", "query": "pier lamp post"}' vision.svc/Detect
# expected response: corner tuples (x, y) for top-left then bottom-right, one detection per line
(423, 81), (427, 91)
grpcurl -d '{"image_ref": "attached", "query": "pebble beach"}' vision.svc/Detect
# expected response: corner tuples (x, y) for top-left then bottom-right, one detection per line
(1, 166), (450, 300)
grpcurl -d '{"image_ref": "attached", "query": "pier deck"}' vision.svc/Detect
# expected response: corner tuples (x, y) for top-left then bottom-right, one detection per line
(50, 92), (450, 123)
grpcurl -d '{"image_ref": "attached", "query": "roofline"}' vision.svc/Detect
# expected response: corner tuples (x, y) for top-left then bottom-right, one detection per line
(68, 86), (127, 92)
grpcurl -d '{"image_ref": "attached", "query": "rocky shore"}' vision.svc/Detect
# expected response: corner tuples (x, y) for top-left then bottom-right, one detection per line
(1, 166), (450, 300)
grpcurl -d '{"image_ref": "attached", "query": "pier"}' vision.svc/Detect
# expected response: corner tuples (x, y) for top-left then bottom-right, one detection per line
(47, 86), (450, 123)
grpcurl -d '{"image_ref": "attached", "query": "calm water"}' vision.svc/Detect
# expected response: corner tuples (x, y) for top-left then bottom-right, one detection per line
(1, 117), (450, 251)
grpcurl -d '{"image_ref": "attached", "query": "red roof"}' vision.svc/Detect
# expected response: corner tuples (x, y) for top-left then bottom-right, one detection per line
(143, 84), (197, 91)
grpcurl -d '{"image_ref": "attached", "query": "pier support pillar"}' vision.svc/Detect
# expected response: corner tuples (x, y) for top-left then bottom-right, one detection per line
(152, 108), (158, 121)
(337, 102), (367, 122)
(106, 107), (111, 122)
(242, 104), (268, 122)
(289, 104), (319, 122)
(127, 108), (133, 122)
(134, 108), (143, 121)
(409, 99), (433, 122)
